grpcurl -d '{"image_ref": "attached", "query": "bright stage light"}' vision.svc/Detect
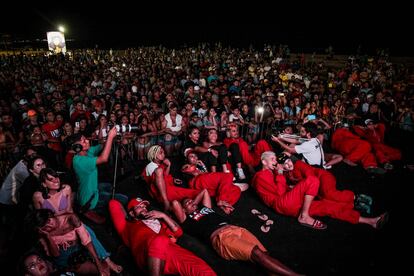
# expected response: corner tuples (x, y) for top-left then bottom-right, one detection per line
(58, 25), (65, 33)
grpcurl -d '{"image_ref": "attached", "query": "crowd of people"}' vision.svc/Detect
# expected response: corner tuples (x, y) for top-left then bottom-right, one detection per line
(0, 43), (413, 275)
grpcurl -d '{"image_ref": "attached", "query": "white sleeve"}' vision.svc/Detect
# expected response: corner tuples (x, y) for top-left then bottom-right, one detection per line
(295, 141), (313, 154)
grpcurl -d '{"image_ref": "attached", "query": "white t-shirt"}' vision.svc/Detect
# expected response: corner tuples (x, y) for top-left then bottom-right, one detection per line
(295, 138), (324, 167)
(145, 161), (159, 177)
(229, 114), (242, 123)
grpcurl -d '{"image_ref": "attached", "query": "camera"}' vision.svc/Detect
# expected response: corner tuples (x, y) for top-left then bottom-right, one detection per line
(109, 123), (140, 134)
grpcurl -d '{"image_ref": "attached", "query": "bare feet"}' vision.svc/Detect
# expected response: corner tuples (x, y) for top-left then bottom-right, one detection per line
(217, 200), (234, 214)
(105, 258), (123, 274)
(343, 159), (357, 166)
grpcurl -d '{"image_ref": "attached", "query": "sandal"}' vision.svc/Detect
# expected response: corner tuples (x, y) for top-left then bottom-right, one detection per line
(260, 219), (274, 233)
(375, 212), (389, 229)
(251, 209), (268, 221)
(299, 219), (327, 230)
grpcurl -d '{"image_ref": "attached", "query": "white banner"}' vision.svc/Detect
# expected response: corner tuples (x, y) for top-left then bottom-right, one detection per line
(46, 31), (67, 54)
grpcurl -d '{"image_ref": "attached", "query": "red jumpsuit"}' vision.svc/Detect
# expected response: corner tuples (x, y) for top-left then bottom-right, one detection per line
(188, 172), (241, 206)
(109, 200), (216, 276)
(252, 169), (360, 224)
(142, 163), (200, 204)
(331, 128), (377, 169)
(223, 138), (272, 167)
(286, 160), (354, 203)
(353, 123), (401, 164)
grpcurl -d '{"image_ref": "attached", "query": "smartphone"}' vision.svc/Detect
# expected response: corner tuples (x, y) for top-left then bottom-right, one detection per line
(75, 122), (80, 128)
(307, 114), (316, 121)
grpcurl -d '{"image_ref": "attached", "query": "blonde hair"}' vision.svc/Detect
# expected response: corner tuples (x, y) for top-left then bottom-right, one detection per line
(147, 145), (162, 162)
(261, 151), (276, 161)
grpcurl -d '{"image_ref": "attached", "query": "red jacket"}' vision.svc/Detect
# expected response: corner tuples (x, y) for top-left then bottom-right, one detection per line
(109, 200), (182, 269)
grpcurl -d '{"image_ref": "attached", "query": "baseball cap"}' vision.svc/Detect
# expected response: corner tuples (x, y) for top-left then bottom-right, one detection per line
(19, 99), (28, 105)
(127, 197), (149, 211)
(27, 109), (37, 116)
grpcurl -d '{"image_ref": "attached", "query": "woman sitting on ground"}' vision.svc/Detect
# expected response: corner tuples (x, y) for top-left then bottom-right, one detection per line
(29, 209), (109, 275)
(32, 168), (122, 274)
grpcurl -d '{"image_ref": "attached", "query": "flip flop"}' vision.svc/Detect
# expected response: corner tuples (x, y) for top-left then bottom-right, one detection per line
(251, 209), (269, 221)
(260, 219), (274, 233)
(300, 219), (327, 230)
(251, 209), (260, 215)
(375, 212), (389, 229)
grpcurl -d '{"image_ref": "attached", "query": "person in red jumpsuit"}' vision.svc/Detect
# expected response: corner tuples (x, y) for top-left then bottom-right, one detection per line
(252, 151), (388, 230)
(109, 198), (216, 276)
(142, 145), (200, 212)
(280, 153), (373, 214)
(353, 119), (401, 169)
(181, 150), (247, 214)
(223, 124), (272, 178)
(331, 124), (385, 174)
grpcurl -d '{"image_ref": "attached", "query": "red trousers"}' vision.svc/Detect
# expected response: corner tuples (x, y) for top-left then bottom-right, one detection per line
(148, 174), (200, 204)
(288, 161), (355, 203)
(273, 176), (360, 224)
(317, 170), (355, 203)
(371, 143), (402, 164)
(150, 235), (217, 276)
(224, 138), (271, 166)
(189, 172), (241, 205)
(332, 136), (377, 168)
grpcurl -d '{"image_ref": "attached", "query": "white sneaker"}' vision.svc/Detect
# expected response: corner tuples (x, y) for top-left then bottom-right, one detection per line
(234, 182), (249, 192)
(237, 168), (246, 180)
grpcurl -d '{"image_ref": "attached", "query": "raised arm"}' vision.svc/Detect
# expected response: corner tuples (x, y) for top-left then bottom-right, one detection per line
(271, 135), (297, 154)
(193, 189), (212, 208)
(171, 200), (187, 223)
(96, 127), (117, 165)
(145, 210), (181, 234)
(109, 199), (127, 237)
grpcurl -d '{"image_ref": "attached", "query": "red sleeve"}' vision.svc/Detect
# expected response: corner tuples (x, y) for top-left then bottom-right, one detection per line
(109, 200), (127, 242)
(352, 126), (368, 139)
(252, 171), (287, 207)
(161, 222), (183, 239)
(295, 161), (315, 178)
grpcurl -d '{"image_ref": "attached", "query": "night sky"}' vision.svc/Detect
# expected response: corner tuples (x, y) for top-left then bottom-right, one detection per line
(1, 3), (412, 56)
